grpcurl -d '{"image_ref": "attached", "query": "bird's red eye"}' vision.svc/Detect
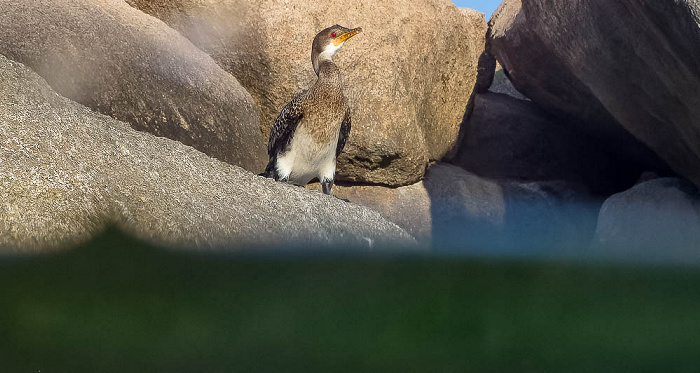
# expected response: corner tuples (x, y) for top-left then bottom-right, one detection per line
(331, 31), (337, 38)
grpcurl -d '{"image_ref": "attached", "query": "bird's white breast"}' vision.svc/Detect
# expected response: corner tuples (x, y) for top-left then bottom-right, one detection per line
(275, 123), (341, 186)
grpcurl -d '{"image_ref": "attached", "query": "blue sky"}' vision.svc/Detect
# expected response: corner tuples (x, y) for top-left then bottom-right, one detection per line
(451, 0), (501, 19)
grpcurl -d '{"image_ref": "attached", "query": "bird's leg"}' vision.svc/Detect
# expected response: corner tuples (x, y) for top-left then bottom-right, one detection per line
(321, 178), (334, 195)
(321, 179), (350, 202)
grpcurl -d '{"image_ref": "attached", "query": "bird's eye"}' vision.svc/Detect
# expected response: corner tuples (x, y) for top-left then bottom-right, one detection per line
(331, 31), (337, 38)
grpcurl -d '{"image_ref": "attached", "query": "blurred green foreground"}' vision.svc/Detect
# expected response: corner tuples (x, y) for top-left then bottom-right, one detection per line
(1, 229), (699, 372)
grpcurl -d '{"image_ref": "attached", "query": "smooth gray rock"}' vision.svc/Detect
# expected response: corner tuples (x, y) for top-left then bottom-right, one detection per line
(0, 0), (267, 172)
(489, 0), (698, 184)
(0, 55), (414, 252)
(593, 178), (700, 263)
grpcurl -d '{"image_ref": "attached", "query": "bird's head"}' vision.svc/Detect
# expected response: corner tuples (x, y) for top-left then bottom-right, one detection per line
(311, 25), (362, 75)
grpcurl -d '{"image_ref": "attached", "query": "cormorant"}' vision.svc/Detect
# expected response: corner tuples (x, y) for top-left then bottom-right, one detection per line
(261, 25), (362, 196)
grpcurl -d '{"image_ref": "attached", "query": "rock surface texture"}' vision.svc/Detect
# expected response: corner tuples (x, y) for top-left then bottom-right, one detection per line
(0, 55), (414, 252)
(0, 0), (267, 172)
(593, 178), (700, 263)
(488, 0), (700, 185)
(126, 0), (487, 186)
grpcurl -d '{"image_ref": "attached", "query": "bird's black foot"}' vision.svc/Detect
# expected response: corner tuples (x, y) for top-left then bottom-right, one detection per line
(321, 179), (334, 195)
(321, 179), (348, 202)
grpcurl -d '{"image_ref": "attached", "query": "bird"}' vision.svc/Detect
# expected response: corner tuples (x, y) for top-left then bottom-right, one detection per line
(261, 24), (362, 196)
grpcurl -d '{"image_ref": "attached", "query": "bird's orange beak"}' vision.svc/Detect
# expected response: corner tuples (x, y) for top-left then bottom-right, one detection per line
(333, 27), (362, 46)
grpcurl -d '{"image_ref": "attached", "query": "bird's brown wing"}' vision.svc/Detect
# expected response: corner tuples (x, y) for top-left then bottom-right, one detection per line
(268, 91), (305, 157)
(336, 108), (351, 158)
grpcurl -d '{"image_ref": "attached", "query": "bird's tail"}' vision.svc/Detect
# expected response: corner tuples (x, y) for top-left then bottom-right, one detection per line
(259, 157), (277, 179)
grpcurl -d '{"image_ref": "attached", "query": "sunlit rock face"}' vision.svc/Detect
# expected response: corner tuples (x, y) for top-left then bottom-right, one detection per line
(488, 0), (700, 186)
(126, 0), (488, 186)
(0, 55), (415, 252)
(0, 0), (267, 173)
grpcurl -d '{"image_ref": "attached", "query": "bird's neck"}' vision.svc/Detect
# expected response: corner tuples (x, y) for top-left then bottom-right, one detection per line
(315, 60), (342, 86)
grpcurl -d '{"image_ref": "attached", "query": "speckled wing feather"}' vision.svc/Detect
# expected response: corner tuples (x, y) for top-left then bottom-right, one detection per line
(268, 91), (305, 156)
(336, 108), (351, 158)
(261, 91), (305, 179)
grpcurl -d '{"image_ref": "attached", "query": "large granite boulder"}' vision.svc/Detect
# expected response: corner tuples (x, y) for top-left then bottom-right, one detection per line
(0, 0), (267, 172)
(126, 0), (488, 186)
(453, 92), (642, 195)
(488, 0), (700, 186)
(0, 55), (414, 252)
(593, 178), (700, 263)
